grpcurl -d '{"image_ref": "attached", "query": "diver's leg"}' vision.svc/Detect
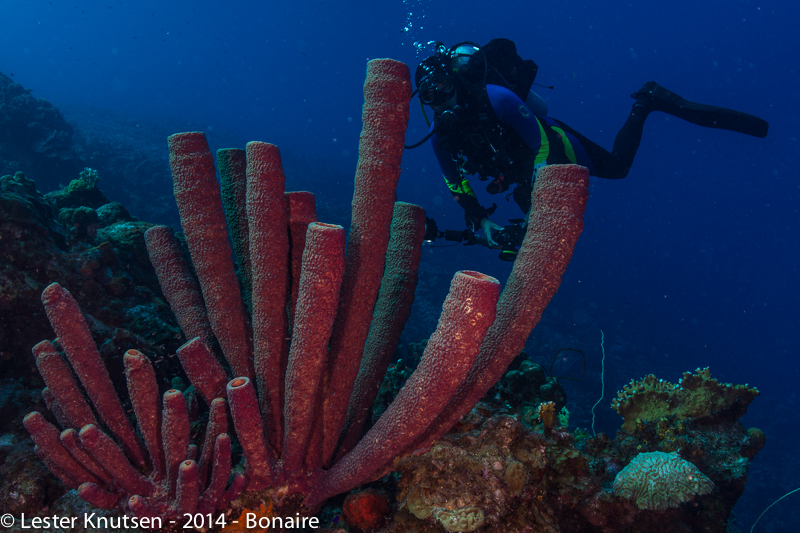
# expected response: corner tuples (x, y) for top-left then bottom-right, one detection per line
(552, 119), (638, 180)
(632, 81), (769, 138)
(607, 103), (650, 179)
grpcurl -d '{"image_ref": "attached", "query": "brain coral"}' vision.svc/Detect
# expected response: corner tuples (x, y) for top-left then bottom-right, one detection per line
(613, 451), (714, 510)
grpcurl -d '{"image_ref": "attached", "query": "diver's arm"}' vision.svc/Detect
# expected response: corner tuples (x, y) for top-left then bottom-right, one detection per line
(440, 172), (502, 247)
(431, 133), (495, 229)
(444, 176), (500, 246)
(479, 218), (503, 247)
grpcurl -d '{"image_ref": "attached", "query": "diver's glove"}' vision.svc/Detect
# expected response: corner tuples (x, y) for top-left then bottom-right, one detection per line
(479, 217), (503, 248)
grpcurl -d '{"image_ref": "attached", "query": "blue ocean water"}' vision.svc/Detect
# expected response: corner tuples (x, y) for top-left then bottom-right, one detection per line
(2, 0), (798, 530)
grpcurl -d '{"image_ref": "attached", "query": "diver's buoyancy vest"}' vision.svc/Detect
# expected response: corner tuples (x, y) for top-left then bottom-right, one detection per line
(436, 91), (582, 192)
(435, 89), (536, 188)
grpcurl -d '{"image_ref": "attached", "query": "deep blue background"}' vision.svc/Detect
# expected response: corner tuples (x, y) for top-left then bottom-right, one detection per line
(2, 0), (798, 530)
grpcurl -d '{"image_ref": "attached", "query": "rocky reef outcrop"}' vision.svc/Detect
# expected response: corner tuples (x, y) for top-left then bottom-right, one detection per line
(0, 167), (184, 382)
(0, 72), (84, 187)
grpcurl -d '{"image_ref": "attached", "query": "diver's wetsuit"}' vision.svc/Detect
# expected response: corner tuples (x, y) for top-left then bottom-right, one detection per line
(431, 82), (768, 222)
(431, 83), (648, 222)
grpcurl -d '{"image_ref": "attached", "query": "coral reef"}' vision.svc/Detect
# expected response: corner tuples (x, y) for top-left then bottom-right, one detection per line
(342, 488), (392, 532)
(537, 401), (558, 432)
(382, 370), (760, 533)
(488, 353), (567, 430)
(1, 56), (766, 533)
(390, 416), (569, 533)
(46, 167), (109, 212)
(0, 171), (63, 242)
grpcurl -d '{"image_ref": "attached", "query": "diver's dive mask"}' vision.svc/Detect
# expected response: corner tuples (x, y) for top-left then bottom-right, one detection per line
(415, 51), (456, 107)
(419, 77), (455, 106)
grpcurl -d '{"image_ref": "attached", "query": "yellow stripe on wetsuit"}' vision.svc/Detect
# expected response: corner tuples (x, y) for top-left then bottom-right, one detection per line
(444, 118), (579, 197)
(446, 176), (476, 196)
(550, 126), (578, 164)
(534, 117), (550, 167)
(533, 118), (579, 167)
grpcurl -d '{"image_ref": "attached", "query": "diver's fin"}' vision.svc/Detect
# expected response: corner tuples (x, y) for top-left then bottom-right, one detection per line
(632, 81), (769, 138)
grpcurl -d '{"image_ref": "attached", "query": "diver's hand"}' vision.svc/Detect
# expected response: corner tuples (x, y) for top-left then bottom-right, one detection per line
(479, 217), (503, 248)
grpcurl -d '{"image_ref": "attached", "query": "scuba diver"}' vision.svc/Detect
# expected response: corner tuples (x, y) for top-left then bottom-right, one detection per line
(407, 39), (769, 252)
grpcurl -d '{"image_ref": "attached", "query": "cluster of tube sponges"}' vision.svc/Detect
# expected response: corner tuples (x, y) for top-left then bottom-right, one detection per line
(25, 58), (591, 516)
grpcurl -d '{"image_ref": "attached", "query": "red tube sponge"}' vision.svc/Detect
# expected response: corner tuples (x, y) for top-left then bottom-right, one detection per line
(40, 283), (146, 467)
(176, 338), (228, 406)
(78, 424), (154, 497)
(162, 389), (190, 501)
(197, 397), (227, 486)
(60, 428), (112, 485)
(144, 225), (214, 346)
(33, 340), (97, 430)
(286, 191), (318, 323)
(23, 412), (99, 489)
(411, 164), (590, 452)
(282, 222), (346, 477)
(308, 270), (501, 504)
(246, 141), (291, 455)
(176, 460), (200, 514)
(124, 349), (165, 479)
(198, 433), (232, 514)
(78, 482), (119, 509)
(217, 148), (252, 301)
(226, 377), (274, 489)
(337, 202), (426, 460)
(168, 132), (254, 380)
(322, 58), (412, 466)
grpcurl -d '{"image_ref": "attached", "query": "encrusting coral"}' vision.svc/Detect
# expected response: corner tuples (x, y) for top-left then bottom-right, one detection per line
(611, 367), (760, 432)
(25, 57), (590, 524)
